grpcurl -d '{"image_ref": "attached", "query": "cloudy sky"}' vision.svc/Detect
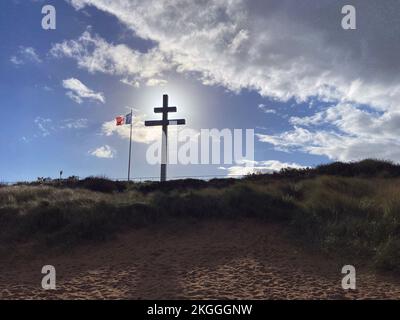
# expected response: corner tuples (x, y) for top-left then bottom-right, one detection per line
(1, 0), (400, 181)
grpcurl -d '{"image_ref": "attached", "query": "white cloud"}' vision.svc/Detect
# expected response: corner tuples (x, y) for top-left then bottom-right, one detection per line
(52, 31), (170, 85)
(33, 117), (88, 138)
(90, 145), (116, 159)
(258, 103), (400, 162)
(146, 78), (168, 87)
(258, 104), (276, 114)
(10, 46), (42, 65)
(60, 118), (88, 129)
(34, 117), (53, 137)
(62, 78), (105, 104)
(120, 78), (140, 88)
(219, 160), (306, 176)
(10, 56), (23, 65)
(63, 0), (400, 112)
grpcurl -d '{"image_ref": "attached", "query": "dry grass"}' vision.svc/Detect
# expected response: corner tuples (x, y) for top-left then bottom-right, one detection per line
(1, 159), (400, 272)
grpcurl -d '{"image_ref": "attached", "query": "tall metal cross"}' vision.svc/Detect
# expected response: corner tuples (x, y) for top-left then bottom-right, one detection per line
(145, 94), (186, 182)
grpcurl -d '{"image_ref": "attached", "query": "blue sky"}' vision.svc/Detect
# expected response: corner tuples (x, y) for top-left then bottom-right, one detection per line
(1, 0), (400, 182)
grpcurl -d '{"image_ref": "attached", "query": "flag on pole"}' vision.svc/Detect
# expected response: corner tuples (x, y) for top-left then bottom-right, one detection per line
(116, 116), (124, 126)
(115, 110), (135, 181)
(125, 112), (133, 125)
(116, 114), (134, 126)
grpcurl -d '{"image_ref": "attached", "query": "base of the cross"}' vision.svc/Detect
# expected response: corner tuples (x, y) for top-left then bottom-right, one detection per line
(161, 164), (167, 182)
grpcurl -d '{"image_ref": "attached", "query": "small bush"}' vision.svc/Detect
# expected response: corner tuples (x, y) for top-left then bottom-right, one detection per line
(80, 177), (127, 193)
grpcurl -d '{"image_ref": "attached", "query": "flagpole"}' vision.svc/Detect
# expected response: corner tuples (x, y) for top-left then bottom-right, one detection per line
(128, 109), (133, 182)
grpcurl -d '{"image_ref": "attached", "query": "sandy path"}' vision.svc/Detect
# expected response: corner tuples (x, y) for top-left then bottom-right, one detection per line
(1, 219), (400, 300)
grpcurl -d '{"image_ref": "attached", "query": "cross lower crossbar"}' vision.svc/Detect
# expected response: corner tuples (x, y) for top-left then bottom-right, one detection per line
(154, 107), (177, 113)
(145, 119), (186, 126)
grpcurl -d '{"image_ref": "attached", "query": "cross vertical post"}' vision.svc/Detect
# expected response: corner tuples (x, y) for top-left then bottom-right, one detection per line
(145, 94), (186, 182)
(127, 109), (133, 181)
(161, 95), (168, 182)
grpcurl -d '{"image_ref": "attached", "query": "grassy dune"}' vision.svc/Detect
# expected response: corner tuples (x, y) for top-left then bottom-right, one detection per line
(1, 159), (400, 273)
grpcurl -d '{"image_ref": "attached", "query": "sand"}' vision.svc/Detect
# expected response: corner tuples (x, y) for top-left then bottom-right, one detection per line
(1, 219), (400, 300)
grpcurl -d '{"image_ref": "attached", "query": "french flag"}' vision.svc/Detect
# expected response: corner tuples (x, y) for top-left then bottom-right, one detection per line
(116, 113), (133, 126)
(116, 116), (125, 126)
